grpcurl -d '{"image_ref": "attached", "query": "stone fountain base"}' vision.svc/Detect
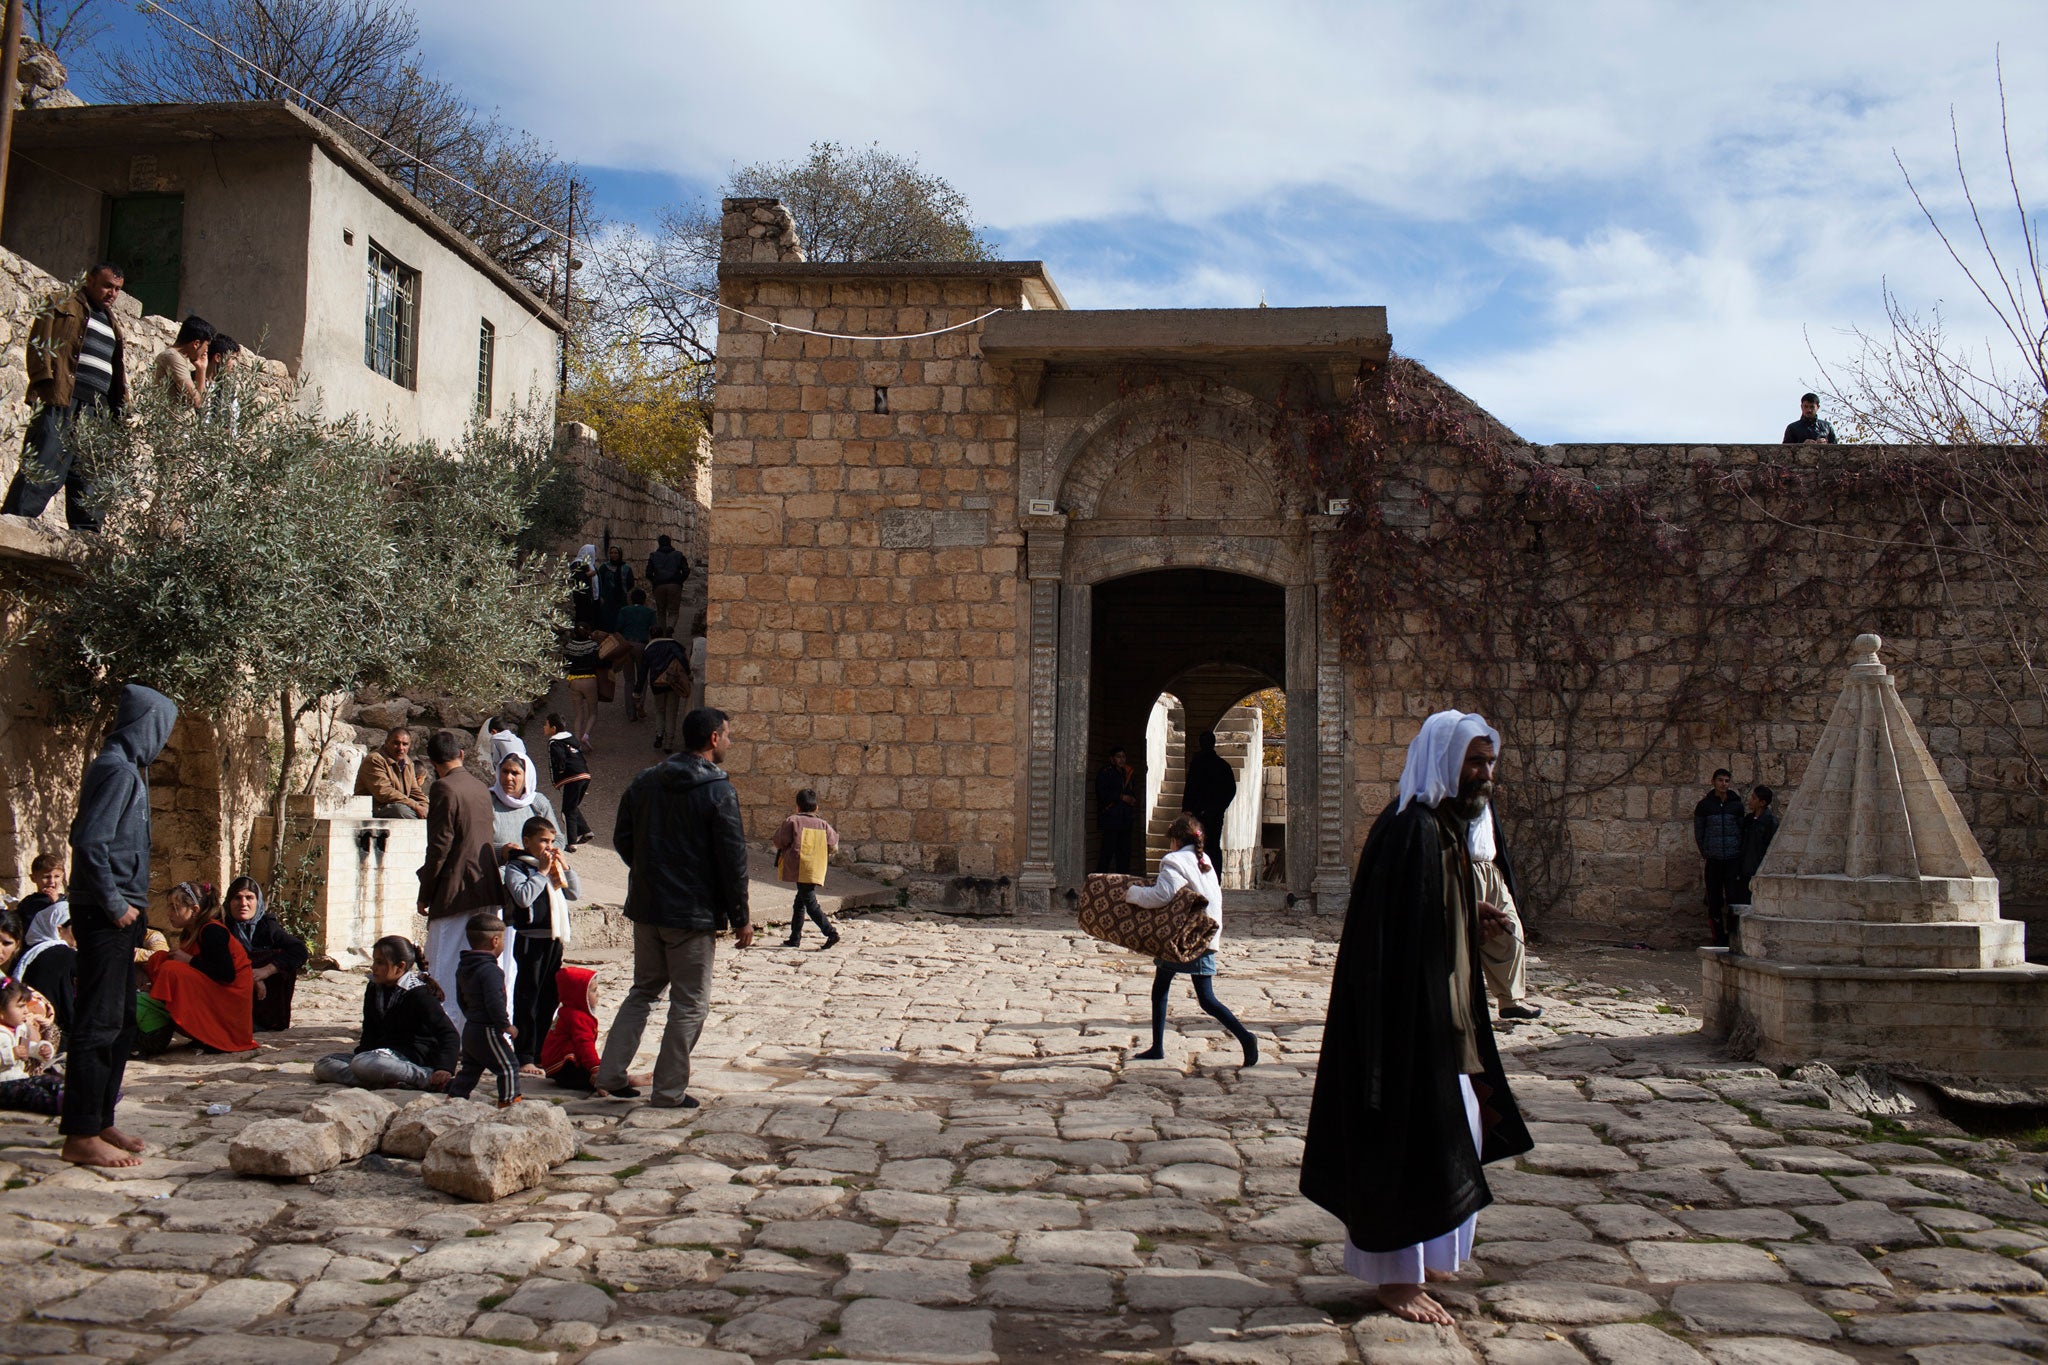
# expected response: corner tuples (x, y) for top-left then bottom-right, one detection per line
(1701, 945), (2048, 1080)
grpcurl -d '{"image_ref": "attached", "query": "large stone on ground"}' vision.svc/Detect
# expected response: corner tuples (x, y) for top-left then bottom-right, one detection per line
(1576, 1323), (1708, 1365)
(423, 1121), (557, 1203)
(161, 1278), (298, 1331)
(1720, 1169), (1844, 1206)
(1766, 1242), (1891, 1289)
(300, 1088), (399, 1160)
(399, 1231), (560, 1281)
(1356, 1314), (1478, 1363)
(1670, 1284), (1841, 1341)
(837, 1252), (977, 1305)
(499, 1278), (613, 1324)
(381, 1095), (496, 1160)
(1794, 1200), (1929, 1247)
(835, 1298), (997, 1364)
(1629, 1241), (1788, 1283)
(1015, 1228), (1144, 1266)
(1879, 1248), (2048, 1293)
(494, 1101), (578, 1165)
(1482, 1282), (1660, 1325)
(982, 1263), (1116, 1310)
(228, 1119), (345, 1178)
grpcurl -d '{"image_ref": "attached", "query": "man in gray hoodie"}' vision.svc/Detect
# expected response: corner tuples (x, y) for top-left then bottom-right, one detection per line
(62, 684), (176, 1168)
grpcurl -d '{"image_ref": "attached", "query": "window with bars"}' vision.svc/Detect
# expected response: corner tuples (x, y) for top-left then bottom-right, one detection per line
(476, 318), (496, 418)
(363, 242), (418, 388)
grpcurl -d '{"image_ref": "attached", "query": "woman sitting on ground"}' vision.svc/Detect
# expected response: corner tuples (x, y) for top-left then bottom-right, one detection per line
(490, 751), (564, 848)
(139, 881), (255, 1055)
(313, 936), (456, 1090)
(224, 877), (308, 1032)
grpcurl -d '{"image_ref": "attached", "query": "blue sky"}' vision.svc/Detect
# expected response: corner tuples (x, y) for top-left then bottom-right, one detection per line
(77, 2), (2047, 443)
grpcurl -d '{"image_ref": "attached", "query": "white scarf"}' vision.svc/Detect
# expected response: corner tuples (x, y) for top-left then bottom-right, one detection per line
(491, 752), (539, 810)
(1396, 709), (1502, 861)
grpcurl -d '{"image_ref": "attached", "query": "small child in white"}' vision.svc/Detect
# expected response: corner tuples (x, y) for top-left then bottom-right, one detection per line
(0, 981), (61, 1115)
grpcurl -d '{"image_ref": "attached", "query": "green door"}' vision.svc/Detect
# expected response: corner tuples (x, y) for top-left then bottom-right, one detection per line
(105, 194), (184, 320)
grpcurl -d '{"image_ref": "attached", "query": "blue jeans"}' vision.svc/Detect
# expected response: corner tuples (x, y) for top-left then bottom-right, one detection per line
(314, 1049), (435, 1089)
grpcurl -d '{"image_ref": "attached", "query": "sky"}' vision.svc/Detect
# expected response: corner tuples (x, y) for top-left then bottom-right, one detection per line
(76, 2), (2048, 443)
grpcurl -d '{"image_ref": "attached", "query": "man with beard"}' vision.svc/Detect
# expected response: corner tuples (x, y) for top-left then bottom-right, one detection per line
(1300, 710), (1532, 1325)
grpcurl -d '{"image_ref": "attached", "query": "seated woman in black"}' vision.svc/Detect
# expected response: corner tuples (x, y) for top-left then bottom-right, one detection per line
(224, 877), (309, 1032)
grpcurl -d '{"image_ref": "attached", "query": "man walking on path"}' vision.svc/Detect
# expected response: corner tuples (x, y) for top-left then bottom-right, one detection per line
(61, 684), (176, 1168)
(1301, 709), (1532, 1326)
(646, 534), (690, 635)
(3, 263), (128, 531)
(593, 706), (752, 1107)
(1694, 768), (1745, 947)
(417, 729), (506, 1029)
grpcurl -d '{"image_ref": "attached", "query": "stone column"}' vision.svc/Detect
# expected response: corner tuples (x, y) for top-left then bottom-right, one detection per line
(1052, 581), (1092, 889)
(1285, 581), (1319, 899)
(1309, 529), (1352, 911)
(1019, 522), (1066, 910)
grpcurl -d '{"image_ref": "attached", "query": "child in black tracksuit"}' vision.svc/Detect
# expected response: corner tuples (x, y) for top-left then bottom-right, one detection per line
(446, 913), (521, 1106)
(543, 714), (593, 848)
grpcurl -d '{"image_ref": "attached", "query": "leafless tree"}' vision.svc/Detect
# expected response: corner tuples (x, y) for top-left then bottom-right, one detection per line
(99, 0), (590, 299)
(592, 141), (997, 383)
(26, 0), (110, 60)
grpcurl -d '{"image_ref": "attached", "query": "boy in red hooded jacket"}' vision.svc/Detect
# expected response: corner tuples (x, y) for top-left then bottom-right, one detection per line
(542, 966), (649, 1093)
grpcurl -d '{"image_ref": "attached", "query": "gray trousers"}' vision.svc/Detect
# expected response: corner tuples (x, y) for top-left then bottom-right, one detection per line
(314, 1049), (435, 1089)
(593, 920), (716, 1106)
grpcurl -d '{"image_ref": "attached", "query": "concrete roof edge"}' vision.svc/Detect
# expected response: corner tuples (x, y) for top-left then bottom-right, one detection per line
(15, 101), (565, 333)
(718, 259), (1067, 311)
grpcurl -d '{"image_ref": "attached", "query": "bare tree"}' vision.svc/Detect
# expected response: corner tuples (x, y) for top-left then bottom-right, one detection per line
(592, 140), (997, 380)
(100, 0), (590, 298)
(27, 0), (110, 60)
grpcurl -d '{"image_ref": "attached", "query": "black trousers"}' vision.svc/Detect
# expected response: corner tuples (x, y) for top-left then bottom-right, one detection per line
(788, 884), (833, 943)
(449, 1017), (520, 1104)
(1703, 858), (1740, 946)
(1099, 823), (1133, 875)
(249, 950), (299, 1031)
(61, 907), (141, 1137)
(511, 935), (563, 1065)
(3, 399), (104, 531)
(558, 779), (591, 845)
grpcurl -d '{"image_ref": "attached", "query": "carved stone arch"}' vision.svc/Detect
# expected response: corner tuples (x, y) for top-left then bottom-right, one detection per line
(1051, 382), (1280, 519)
(1063, 531), (1309, 590)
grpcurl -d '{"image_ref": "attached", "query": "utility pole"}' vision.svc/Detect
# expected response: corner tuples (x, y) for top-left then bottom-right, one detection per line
(0, 0), (24, 238)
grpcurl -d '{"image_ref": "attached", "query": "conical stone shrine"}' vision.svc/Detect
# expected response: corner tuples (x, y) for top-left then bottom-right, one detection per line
(1702, 633), (2048, 1079)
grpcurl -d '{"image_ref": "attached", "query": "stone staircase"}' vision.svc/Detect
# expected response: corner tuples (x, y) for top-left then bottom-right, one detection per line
(1143, 701), (1186, 875)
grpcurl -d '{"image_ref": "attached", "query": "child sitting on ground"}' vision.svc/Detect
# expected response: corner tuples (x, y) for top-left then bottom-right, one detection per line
(446, 913), (520, 1107)
(0, 981), (60, 1115)
(772, 788), (841, 949)
(313, 936), (457, 1091)
(502, 814), (580, 1073)
(540, 965), (650, 1093)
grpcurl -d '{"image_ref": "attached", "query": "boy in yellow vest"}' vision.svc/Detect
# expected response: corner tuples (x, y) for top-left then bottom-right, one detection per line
(773, 788), (841, 949)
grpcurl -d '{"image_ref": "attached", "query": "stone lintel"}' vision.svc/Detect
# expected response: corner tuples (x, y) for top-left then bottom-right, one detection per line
(717, 258), (1066, 311)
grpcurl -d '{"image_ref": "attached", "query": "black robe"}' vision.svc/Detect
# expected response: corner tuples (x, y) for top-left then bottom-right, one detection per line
(1299, 799), (1533, 1253)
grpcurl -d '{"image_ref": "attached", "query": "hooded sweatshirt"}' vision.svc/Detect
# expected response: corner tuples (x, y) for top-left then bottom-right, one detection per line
(541, 964), (601, 1079)
(69, 685), (177, 921)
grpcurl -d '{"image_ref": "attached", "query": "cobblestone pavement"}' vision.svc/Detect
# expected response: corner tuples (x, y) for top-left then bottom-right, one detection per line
(3, 911), (2046, 1365)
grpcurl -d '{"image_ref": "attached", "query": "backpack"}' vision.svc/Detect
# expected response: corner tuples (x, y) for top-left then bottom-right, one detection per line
(654, 655), (690, 693)
(782, 822), (830, 884)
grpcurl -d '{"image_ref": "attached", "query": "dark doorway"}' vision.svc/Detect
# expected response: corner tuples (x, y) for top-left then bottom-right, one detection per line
(105, 193), (184, 320)
(1084, 569), (1285, 874)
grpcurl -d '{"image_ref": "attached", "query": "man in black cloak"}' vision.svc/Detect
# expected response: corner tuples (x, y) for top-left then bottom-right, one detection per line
(1300, 709), (1532, 1325)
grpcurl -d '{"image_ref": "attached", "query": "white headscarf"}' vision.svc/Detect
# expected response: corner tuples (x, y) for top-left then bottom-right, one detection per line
(1396, 709), (1502, 861)
(576, 543), (598, 571)
(18, 900), (70, 976)
(477, 723), (528, 773)
(491, 750), (539, 810)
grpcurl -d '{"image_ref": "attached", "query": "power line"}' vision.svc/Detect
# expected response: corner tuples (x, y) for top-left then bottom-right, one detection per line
(134, 0), (1008, 345)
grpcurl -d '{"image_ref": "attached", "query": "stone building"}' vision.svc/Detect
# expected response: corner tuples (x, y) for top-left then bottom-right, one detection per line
(1, 100), (563, 451)
(710, 198), (2048, 941)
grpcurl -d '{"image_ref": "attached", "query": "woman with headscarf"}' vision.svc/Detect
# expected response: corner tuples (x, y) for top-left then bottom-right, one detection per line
(490, 750), (565, 849)
(15, 900), (76, 1035)
(1299, 709), (1532, 1327)
(224, 877), (308, 1032)
(138, 880), (255, 1055)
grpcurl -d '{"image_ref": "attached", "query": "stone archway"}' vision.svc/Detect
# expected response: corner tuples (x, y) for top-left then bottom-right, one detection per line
(1016, 383), (1355, 911)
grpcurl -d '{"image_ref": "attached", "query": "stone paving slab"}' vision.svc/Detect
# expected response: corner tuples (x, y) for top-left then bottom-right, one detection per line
(1, 912), (2045, 1361)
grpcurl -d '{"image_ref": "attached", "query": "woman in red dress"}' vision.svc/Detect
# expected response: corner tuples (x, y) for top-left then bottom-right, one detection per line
(138, 881), (255, 1054)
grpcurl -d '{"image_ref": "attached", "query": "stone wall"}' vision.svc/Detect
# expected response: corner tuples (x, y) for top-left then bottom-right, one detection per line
(553, 421), (710, 632)
(708, 206), (1029, 890)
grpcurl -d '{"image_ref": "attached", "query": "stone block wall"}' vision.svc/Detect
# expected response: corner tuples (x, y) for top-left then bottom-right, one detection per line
(708, 262), (1028, 880)
(552, 421), (710, 633)
(1340, 437), (2048, 944)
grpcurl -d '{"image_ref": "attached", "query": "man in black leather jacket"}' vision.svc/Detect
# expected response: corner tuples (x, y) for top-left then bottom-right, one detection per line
(592, 706), (752, 1107)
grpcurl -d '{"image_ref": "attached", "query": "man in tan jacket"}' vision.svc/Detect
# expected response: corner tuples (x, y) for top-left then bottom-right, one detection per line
(2, 264), (128, 531)
(356, 729), (429, 819)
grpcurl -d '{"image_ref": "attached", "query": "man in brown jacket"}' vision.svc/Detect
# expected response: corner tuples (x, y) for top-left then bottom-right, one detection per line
(2, 264), (128, 531)
(417, 729), (505, 1030)
(357, 728), (428, 818)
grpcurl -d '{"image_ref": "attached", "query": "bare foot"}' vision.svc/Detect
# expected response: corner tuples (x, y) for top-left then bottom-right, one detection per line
(100, 1126), (147, 1154)
(1425, 1268), (1459, 1283)
(1376, 1283), (1454, 1326)
(62, 1135), (143, 1168)
(518, 1064), (546, 1078)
